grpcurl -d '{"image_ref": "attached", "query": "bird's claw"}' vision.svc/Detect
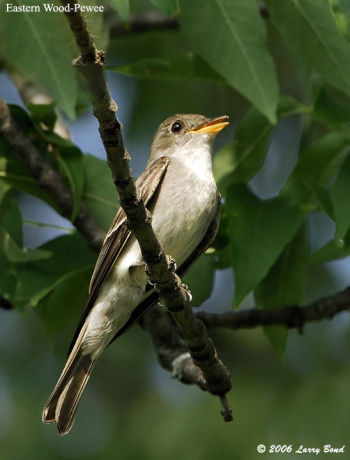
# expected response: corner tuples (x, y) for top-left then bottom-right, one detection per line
(181, 284), (192, 302)
(167, 255), (177, 271)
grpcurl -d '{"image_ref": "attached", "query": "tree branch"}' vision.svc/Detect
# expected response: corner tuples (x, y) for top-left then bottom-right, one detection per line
(60, 0), (232, 420)
(12, 74), (71, 140)
(198, 287), (350, 331)
(139, 306), (207, 390)
(0, 99), (105, 252)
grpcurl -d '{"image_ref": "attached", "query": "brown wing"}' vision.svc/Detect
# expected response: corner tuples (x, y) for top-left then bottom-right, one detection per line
(109, 191), (222, 344)
(68, 156), (170, 354)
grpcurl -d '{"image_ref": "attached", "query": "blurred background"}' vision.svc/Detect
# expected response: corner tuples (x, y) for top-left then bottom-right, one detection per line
(1, 1), (350, 458)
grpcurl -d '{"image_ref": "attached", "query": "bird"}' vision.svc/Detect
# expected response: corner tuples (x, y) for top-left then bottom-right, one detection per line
(42, 113), (229, 434)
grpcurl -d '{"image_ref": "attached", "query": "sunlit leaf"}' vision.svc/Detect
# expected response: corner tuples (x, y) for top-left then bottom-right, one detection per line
(180, 0), (279, 122)
(266, 0), (350, 98)
(0, 0), (78, 118)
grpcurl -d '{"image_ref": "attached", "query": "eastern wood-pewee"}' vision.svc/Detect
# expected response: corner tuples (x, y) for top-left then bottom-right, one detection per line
(42, 113), (229, 434)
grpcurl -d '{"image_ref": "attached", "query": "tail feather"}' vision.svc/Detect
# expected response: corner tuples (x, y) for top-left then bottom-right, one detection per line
(42, 349), (84, 424)
(55, 354), (95, 435)
(42, 323), (98, 435)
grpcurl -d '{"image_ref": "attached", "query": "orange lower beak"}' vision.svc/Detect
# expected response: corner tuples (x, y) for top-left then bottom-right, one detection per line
(188, 115), (229, 135)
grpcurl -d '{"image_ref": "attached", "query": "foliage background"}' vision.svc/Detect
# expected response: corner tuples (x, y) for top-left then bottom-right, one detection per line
(0, 0), (350, 458)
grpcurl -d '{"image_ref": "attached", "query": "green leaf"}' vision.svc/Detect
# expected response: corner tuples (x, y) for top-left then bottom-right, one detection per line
(339, 0), (350, 18)
(150, 0), (180, 17)
(27, 102), (57, 131)
(214, 96), (308, 191)
(214, 110), (272, 190)
(329, 155), (350, 239)
(227, 185), (304, 307)
(0, 180), (11, 203)
(180, 0), (279, 123)
(281, 131), (350, 208)
(108, 0), (130, 23)
(38, 266), (91, 338)
(211, 208), (232, 270)
(0, 194), (23, 246)
(264, 327), (289, 358)
(0, 227), (52, 263)
(15, 233), (95, 307)
(0, 251), (17, 304)
(54, 145), (84, 221)
(266, 0), (350, 99)
(0, 192), (52, 263)
(311, 235), (350, 263)
(0, 192), (23, 303)
(254, 225), (308, 355)
(313, 88), (350, 128)
(183, 252), (215, 307)
(328, 0), (350, 38)
(82, 154), (119, 230)
(1, 104), (84, 219)
(108, 53), (223, 82)
(0, 0), (78, 118)
(0, 155), (60, 212)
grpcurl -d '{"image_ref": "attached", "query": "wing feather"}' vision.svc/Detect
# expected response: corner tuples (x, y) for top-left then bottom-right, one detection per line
(68, 156), (170, 354)
(108, 191), (222, 344)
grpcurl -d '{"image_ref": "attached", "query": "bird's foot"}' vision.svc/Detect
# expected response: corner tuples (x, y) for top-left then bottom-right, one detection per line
(166, 255), (177, 272)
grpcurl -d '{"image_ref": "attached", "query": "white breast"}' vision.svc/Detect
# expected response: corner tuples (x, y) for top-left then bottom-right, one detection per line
(151, 142), (217, 266)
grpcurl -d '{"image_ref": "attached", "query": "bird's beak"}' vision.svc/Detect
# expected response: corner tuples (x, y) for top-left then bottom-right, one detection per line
(188, 115), (230, 135)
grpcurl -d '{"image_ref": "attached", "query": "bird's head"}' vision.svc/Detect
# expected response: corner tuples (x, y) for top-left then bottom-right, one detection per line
(149, 114), (229, 163)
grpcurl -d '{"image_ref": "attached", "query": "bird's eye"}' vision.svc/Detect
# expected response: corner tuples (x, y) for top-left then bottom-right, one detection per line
(171, 121), (183, 133)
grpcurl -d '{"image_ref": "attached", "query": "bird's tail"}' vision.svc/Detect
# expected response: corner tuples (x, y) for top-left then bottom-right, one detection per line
(42, 324), (100, 435)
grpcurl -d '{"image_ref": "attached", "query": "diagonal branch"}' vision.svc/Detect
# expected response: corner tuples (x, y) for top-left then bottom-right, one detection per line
(0, 99), (105, 252)
(198, 287), (350, 331)
(60, 0), (232, 421)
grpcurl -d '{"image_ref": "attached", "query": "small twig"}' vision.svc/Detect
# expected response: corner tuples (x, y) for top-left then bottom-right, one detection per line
(197, 287), (350, 330)
(60, 0), (232, 418)
(220, 394), (233, 422)
(0, 99), (105, 252)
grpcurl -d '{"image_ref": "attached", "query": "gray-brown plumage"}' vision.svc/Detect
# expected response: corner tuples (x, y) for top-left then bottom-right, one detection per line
(42, 114), (229, 434)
